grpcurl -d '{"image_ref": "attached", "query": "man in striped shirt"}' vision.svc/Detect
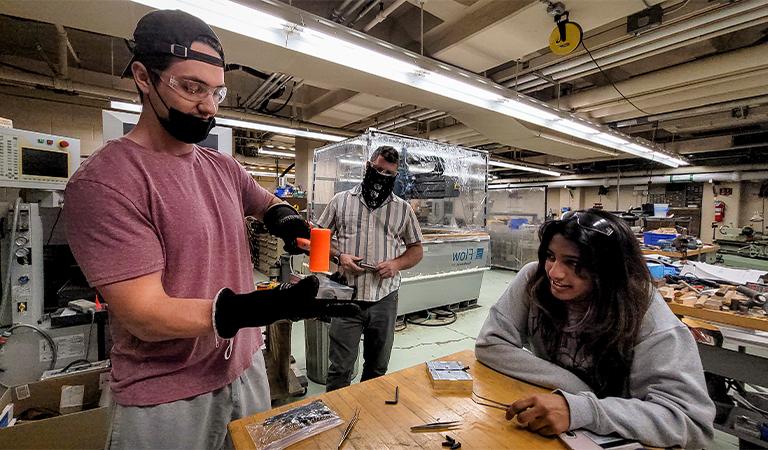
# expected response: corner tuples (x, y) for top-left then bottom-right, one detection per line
(317, 146), (424, 391)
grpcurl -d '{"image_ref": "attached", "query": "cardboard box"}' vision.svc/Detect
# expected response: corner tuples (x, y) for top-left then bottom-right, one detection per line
(0, 369), (111, 449)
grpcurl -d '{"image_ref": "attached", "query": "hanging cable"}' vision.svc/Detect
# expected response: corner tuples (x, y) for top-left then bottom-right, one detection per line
(4, 323), (58, 370)
(580, 41), (652, 116)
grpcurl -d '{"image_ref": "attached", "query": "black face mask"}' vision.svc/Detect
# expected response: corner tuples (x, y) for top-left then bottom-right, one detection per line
(361, 163), (397, 210)
(148, 80), (216, 144)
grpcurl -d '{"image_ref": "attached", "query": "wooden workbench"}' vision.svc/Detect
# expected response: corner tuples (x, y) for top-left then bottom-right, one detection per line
(641, 244), (719, 261)
(229, 349), (566, 449)
(667, 303), (768, 332)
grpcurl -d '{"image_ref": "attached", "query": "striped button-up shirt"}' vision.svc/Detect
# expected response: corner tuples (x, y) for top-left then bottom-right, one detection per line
(316, 184), (423, 302)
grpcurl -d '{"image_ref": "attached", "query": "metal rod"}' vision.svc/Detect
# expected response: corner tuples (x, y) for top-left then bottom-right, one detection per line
(420, 1), (424, 55)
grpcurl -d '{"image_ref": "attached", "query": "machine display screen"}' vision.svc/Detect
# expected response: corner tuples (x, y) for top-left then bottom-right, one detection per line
(21, 147), (68, 178)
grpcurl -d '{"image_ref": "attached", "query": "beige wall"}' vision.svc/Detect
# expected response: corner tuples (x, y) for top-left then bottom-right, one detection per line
(581, 185), (644, 211)
(0, 91), (106, 156)
(740, 181), (767, 231)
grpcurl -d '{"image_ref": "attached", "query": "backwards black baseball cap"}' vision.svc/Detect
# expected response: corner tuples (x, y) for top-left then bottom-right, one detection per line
(122, 9), (225, 77)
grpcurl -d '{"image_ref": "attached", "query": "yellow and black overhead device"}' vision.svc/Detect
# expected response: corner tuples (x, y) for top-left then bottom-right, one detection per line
(548, 10), (582, 56)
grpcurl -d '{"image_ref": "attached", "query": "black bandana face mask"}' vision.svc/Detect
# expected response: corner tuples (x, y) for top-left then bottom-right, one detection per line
(148, 80), (216, 144)
(361, 162), (397, 210)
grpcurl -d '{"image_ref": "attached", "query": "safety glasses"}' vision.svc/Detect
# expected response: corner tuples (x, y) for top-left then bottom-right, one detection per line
(367, 161), (397, 177)
(561, 211), (615, 237)
(153, 70), (227, 104)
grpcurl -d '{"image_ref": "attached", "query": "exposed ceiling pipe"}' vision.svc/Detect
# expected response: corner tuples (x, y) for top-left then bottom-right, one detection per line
(242, 73), (277, 108)
(0, 66), (356, 139)
(250, 74), (293, 110)
(491, 171), (768, 189)
(55, 23), (68, 78)
(613, 94), (768, 127)
(349, 0), (381, 27)
(389, 111), (449, 130)
(505, 0), (768, 91)
(375, 108), (435, 130)
(330, 0), (356, 22)
(253, 74), (290, 108)
(558, 44), (768, 115)
(363, 0), (407, 32)
(339, 0), (370, 24)
(424, 124), (476, 140)
(496, 163), (768, 182)
(379, 109), (445, 131)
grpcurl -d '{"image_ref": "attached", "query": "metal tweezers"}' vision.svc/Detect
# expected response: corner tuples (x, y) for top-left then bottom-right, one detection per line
(471, 391), (512, 411)
(337, 408), (360, 449)
(410, 420), (461, 432)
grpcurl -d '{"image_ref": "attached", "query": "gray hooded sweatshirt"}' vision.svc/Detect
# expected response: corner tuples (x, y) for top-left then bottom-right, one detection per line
(475, 262), (715, 449)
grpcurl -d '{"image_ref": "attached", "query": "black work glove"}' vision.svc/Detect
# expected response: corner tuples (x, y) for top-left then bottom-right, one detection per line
(213, 275), (361, 339)
(263, 203), (310, 255)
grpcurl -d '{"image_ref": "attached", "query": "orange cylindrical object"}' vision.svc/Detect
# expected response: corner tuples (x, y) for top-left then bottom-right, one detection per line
(308, 228), (332, 273)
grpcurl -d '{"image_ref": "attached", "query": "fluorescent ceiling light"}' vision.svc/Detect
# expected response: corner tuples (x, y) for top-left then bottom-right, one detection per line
(109, 101), (346, 142)
(339, 159), (364, 165)
(111, 101), (142, 113)
(551, 120), (600, 136)
(247, 170), (296, 178)
(259, 148), (295, 158)
(539, 133), (618, 156)
(216, 118), (346, 142)
(489, 160), (561, 177)
(130, 0), (686, 167)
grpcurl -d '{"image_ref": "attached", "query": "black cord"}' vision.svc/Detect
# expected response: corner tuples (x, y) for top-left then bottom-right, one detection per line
(405, 308), (458, 327)
(260, 87), (294, 115)
(580, 41), (652, 116)
(62, 359), (91, 372)
(46, 207), (63, 246)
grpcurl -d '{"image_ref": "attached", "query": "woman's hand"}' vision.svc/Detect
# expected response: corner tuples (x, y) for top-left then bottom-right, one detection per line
(506, 393), (571, 436)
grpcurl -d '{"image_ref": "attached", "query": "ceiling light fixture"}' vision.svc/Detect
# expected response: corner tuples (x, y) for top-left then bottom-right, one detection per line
(259, 148), (295, 158)
(247, 170), (296, 178)
(129, 0), (686, 167)
(109, 101), (346, 142)
(489, 160), (561, 177)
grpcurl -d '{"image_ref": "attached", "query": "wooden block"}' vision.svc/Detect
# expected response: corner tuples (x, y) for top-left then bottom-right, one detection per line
(702, 300), (723, 311)
(694, 295), (708, 308)
(659, 287), (675, 302)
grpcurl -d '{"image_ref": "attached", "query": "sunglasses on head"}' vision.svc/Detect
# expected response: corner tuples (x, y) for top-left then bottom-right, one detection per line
(560, 211), (615, 237)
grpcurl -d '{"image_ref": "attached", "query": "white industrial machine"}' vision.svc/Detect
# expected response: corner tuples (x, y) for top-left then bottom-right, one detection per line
(102, 109), (233, 155)
(0, 202), (44, 326)
(0, 127), (80, 190)
(0, 128), (102, 385)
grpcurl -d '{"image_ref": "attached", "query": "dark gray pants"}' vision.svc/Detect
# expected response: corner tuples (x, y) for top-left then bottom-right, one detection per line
(326, 290), (398, 391)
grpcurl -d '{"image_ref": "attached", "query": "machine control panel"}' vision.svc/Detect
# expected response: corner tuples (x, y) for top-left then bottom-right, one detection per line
(0, 128), (80, 190)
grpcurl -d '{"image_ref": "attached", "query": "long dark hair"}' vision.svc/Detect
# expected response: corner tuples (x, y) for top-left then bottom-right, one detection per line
(526, 209), (651, 397)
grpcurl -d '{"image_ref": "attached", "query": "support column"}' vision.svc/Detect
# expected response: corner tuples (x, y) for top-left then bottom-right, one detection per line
(294, 137), (324, 210)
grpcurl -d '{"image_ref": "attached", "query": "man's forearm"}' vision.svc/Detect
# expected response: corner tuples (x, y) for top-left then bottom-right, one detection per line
(394, 244), (423, 270)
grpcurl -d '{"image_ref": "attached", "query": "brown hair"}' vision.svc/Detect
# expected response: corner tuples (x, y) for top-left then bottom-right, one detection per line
(370, 146), (399, 165)
(526, 209), (652, 397)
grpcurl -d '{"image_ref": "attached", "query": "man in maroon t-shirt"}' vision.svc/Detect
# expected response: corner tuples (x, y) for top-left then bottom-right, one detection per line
(64, 10), (356, 450)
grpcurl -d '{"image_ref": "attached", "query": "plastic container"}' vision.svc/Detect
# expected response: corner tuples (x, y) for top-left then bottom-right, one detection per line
(647, 263), (664, 279)
(653, 203), (669, 217)
(643, 231), (677, 246)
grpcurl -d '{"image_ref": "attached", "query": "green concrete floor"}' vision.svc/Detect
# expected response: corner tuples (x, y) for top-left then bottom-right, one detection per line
(276, 254), (768, 449)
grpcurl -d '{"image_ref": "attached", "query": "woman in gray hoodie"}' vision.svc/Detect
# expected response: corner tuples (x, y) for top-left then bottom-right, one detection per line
(476, 209), (715, 448)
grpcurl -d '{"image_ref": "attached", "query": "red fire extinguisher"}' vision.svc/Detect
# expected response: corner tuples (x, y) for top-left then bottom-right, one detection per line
(714, 200), (726, 222)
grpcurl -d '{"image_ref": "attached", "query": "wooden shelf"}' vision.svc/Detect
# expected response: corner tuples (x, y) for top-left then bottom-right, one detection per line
(667, 303), (768, 332)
